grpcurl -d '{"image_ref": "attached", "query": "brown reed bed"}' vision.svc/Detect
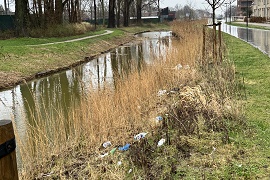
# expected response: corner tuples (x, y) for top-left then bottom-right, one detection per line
(18, 20), (243, 179)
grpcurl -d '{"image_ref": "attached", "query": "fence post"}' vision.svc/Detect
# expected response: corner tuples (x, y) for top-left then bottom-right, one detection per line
(0, 120), (18, 180)
(202, 25), (206, 64)
(213, 24), (217, 64)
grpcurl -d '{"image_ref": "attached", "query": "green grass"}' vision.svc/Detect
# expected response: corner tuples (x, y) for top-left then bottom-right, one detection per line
(0, 30), (107, 46)
(223, 32), (270, 178)
(228, 22), (270, 30)
(0, 24), (170, 78)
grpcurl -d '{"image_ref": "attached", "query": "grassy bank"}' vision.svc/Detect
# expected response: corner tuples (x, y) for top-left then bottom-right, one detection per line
(0, 23), (169, 90)
(17, 20), (260, 179)
(228, 22), (270, 30)
(223, 32), (270, 177)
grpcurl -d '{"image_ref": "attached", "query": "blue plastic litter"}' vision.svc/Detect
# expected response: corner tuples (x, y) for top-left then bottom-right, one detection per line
(118, 144), (131, 151)
(156, 116), (163, 121)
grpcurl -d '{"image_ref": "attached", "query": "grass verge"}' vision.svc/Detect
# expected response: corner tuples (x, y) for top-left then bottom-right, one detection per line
(223, 32), (270, 178)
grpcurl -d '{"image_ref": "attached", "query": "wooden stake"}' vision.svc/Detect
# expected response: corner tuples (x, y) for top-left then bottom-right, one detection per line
(0, 120), (18, 180)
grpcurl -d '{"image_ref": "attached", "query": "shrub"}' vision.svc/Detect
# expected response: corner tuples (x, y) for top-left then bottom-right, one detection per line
(29, 22), (95, 38)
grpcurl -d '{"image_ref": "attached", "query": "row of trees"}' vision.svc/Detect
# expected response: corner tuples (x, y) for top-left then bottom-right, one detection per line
(14, 0), (161, 36)
(13, 0), (234, 36)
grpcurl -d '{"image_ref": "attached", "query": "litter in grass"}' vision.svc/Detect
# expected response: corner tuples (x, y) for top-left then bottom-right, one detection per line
(157, 90), (167, 96)
(155, 116), (163, 121)
(99, 153), (109, 158)
(157, 138), (166, 147)
(110, 147), (117, 155)
(175, 64), (183, 70)
(134, 132), (148, 140)
(117, 161), (122, 166)
(102, 141), (112, 148)
(118, 144), (131, 151)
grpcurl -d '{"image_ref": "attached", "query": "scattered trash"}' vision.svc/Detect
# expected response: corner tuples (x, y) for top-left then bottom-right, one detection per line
(118, 144), (131, 151)
(134, 132), (148, 140)
(157, 138), (166, 147)
(183, 65), (190, 69)
(157, 90), (167, 96)
(128, 169), (132, 174)
(174, 64), (183, 70)
(39, 171), (54, 178)
(110, 147), (117, 155)
(102, 141), (112, 148)
(237, 164), (242, 168)
(210, 147), (216, 156)
(99, 153), (109, 158)
(117, 161), (122, 166)
(155, 116), (163, 121)
(170, 87), (180, 93)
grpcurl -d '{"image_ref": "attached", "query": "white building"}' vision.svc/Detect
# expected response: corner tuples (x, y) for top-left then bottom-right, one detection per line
(252, 0), (270, 18)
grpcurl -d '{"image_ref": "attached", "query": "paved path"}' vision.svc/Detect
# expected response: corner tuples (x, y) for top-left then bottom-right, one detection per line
(28, 30), (113, 46)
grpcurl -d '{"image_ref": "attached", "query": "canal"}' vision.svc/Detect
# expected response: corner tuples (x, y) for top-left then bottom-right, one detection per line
(0, 31), (172, 138)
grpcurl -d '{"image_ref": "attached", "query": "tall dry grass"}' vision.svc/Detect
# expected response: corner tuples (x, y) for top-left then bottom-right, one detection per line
(18, 20), (241, 179)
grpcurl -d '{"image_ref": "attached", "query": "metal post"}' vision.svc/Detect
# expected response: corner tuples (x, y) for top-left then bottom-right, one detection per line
(225, 3), (228, 23)
(246, 0), (249, 42)
(265, 0), (267, 20)
(0, 120), (18, 180)
(230, 1), (232, 24)
(218, 23), (222, 63)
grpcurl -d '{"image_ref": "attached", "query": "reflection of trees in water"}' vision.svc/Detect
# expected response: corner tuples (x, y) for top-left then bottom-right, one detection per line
(18, 32), (172, 136)
(20, 69), (82, 130)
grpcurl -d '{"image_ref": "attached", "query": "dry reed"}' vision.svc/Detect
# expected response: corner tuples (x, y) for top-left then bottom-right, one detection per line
(18, 20), (242, 179)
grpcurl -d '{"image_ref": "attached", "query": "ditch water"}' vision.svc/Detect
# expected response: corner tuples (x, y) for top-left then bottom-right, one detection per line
(221, 22), (270, 55)
(0, 31), (172, 138)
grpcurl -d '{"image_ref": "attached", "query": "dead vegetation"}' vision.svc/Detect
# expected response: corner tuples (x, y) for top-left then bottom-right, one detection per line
(18, 20), (246, 179)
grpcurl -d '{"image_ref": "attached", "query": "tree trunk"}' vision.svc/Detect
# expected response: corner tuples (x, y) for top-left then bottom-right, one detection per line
(15, 0), (29, 36)
(123, 0), (129, 27)
(100, 0), (105, 26)
(4, 0), (8, 14)
(94, 0), (97, 29)
(212, 7), (215, 25)
(55, 0), (63, 24)
(136, 0), (142, 24)
(108, 0), (115, 28)
(116, 0), (121, 27)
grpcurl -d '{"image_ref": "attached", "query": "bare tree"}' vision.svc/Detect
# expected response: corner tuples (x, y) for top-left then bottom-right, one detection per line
(101, 0), (106, 26)
(108, 0), (116, 28)
(205, 0), (225, 24)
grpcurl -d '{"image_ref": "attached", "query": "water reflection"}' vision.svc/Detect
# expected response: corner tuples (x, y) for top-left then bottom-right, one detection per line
(0, 31), (172, 137)
(221, 23), (270, 55)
